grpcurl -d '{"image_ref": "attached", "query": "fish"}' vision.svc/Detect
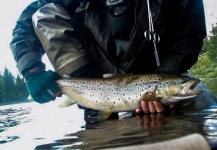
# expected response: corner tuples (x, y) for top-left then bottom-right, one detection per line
(56, 73), (202, 118)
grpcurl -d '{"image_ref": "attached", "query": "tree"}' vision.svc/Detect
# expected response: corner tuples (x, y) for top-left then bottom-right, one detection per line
(14, 75), (28, 100)
(206, 24), (217, 63)
(3, 67), (15, 101)
(201, 37), (209, 55)
(189, 23), (217, 78)
(0, 75), (5, 102)
(0, 68), (29, 105)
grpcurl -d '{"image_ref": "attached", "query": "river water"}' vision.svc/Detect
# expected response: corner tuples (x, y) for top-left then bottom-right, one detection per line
(0, 83), (217, 150)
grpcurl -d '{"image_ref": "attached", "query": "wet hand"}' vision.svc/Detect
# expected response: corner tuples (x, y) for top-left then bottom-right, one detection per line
(136, 100), (165, 114)
(135, 100), (180, 114)
(135, 92), (180, 114)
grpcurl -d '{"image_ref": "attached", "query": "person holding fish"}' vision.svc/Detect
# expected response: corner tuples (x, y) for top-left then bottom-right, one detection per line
(10, 0), (206, 119)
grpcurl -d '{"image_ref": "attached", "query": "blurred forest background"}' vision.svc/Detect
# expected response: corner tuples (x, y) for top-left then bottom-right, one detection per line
(190, 24), (217, 78)
(0, 68), (28, 105)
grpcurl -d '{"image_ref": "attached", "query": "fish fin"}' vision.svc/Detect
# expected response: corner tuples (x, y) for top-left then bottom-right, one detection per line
(141, 92), (158, 102)
(103, 73), (117, 78)
(58, 99), (76, 108)
(27, 95), (33, 100)
(58, 95), (76, 108)
(62, 74), (71, 78)
(98, 111), (113, 119)
(103, 73), (127, 78)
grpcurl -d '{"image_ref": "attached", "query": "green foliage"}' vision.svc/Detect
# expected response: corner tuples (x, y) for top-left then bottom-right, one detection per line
(14, 75), (29, 101)
(202, 78), (217, 97)
(0, 75), (6, 102)
(207, 24), (217, 63)
(189, 55), (217, 78)
(201, 37), (209, 55)
(0, 67), (28, 105)
(190, 24), (217, 78)
(3, 67), (15, 100)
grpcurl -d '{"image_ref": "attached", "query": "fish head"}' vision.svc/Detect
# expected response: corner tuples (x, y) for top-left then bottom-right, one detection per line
(153, 75), (203, 101)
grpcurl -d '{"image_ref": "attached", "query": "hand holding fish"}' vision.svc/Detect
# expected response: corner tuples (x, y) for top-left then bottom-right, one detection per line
(136, 92), (178, 114)
(136, 100), (165, 114)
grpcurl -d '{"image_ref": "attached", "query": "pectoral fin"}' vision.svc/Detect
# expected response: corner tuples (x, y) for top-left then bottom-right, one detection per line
(58, 100), (75, 108)
(58, 94), (76, 108)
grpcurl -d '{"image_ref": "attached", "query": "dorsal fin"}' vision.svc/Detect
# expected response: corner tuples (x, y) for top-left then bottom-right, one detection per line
(103, 74), (118, 78)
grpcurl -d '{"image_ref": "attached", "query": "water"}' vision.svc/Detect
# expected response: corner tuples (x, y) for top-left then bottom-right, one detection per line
(0, 99), (217, 150)
(0, 81), (217, 150)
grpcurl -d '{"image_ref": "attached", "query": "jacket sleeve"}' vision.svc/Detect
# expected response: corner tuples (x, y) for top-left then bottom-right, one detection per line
(156, 0), (207, 74)
(10, 0), (94, 77)
(9, 0), (78, 74)
(10, 1), (45, 74)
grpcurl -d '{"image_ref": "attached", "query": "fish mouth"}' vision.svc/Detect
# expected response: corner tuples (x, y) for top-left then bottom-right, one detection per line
(172, 79), (203, 100)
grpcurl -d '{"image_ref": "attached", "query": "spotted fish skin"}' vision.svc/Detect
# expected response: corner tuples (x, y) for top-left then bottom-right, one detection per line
(56, 74), (202, 112)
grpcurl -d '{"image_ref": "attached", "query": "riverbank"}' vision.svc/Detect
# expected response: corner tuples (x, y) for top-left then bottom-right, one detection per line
(201, 78), (217, 97)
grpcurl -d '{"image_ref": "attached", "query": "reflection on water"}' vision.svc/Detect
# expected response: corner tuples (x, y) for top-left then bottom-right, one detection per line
(0, 105), (32, 144)
(0, 103), (85, 150)
(0, 101), (216, 150)
(35, 107), (217, 150)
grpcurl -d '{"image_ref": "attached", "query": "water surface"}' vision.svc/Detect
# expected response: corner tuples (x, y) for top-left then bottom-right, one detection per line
(0, 81), (217, 150)
(0, 100), (217, 150)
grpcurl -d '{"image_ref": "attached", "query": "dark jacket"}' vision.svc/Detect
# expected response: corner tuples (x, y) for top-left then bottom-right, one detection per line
(10, 0), (206, 76)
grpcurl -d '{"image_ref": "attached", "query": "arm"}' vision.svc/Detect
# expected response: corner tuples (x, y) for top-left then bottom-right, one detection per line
(10, 0), (80, 74)
(10, 1), (45, 74)
(10, 1), (94, 104)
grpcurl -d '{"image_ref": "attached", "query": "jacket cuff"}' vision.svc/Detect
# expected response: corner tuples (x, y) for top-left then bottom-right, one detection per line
(22, 61), (45, 79)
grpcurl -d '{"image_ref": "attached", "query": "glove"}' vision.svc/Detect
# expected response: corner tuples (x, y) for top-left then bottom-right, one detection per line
(26, 69), (61, 104)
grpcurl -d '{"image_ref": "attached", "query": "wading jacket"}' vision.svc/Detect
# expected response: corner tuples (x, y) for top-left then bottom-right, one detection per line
(10, 0), (206, 76)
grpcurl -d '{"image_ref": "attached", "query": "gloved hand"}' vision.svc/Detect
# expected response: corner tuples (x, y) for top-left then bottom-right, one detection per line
(26, 70), (62, 104)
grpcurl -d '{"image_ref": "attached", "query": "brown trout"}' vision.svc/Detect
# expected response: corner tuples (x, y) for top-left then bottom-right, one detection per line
(56, 73), (202, 116)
